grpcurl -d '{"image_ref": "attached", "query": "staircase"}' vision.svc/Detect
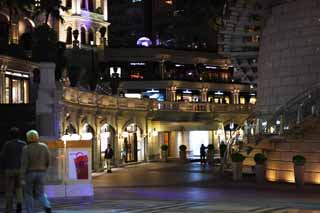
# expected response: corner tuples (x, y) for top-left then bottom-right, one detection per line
(235, 84), (320, 183)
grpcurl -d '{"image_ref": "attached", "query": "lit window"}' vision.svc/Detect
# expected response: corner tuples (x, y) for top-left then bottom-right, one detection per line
(240, 97), (246, 104)
(249, 97), (256, 104)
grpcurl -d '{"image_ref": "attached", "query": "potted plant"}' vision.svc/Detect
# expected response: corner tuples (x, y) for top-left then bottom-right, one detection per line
(254, 153), (267, 183)
(207, 144), (214, 165)
(161, 144), (168, 162)
(219, 142), (227, 161)
(231, 152), (246, 181)
(292, 155), (306, 187)
(179, 145), (187, 163)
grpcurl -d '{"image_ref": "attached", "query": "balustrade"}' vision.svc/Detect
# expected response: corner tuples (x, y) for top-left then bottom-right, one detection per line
(62, 87), (254, 113)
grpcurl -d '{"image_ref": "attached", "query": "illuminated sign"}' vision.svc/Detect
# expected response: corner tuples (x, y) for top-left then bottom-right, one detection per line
(183, 89), (192, 94)
(129, 62), (145, 66)
(137, 37), (152, 47)
(214, 91), (224, 95)
(110, 67), (121, 77)
(146, 89), (160, 93)
(205, 65), (218, 69)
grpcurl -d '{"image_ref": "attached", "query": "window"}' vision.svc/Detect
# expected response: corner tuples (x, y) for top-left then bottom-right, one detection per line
(81, 27), (86, 44)
(66, 0), (72, 8)
(4, 74), (30, 104)
(66, 27), (72, 44)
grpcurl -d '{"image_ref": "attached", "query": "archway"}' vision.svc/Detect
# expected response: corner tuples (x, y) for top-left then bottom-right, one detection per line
(88, 29), (94, 45)
(19, 18), (34, 51)
(122, 123), (144, 162)
(66, 27), (72, 44)
(100, 123), (115, 168)
(80, 27), (86, 45)
(81, 123), (95, 168)
(0, 14), (9, 47)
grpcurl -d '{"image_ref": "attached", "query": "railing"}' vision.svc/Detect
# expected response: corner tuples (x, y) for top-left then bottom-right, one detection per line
(63, 87), (255, 113)
(266, 83), (320, 135)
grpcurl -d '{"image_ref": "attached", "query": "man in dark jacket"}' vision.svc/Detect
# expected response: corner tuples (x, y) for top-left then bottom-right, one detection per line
(104, 144), (114, 173)
(0, 127), (26, 213)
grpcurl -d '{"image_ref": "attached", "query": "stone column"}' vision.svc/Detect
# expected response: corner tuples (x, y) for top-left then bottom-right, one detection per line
(76, 0), (81, 14)
(201, 88), (208, 102)
(232, 88), (240, 104)
(159, 60), (165, 80)
(103, 0), (108, 21)
(36, 62), (57, 137)
(72, 0), (77, 14)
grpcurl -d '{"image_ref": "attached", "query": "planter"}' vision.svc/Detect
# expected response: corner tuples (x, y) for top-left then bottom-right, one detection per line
(294, 165), (305, 186)
(207, 151), (214, 165)
(161, 150), (168, 162)
(179, 150), (187, 163)
(232, 162), (243, 181)
(255, 164), (266, 184)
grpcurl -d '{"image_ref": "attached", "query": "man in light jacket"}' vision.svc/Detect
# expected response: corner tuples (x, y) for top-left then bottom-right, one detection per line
(104, 144), (114, 173)
(20, 130), (52, 213)
(1, 127), (26, 213)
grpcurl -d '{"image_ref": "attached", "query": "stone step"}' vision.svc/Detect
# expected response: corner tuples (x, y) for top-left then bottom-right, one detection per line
(275, 142), (320, 152)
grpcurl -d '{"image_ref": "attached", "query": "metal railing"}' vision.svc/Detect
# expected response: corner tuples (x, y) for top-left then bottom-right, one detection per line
(266, 83), (320, 135)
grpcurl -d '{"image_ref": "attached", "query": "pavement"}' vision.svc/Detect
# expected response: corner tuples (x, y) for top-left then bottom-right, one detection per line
(2, 162), (320, 212)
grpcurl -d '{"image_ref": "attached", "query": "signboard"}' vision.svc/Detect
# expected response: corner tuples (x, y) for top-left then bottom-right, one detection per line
(68, 151), (89, 180)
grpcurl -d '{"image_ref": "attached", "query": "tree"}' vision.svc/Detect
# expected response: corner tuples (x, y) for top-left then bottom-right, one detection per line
(32, 0), (67, 24)
(32, 24), (58, 62)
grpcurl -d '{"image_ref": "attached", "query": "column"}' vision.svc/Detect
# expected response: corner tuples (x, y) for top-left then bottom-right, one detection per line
(159, 60), (165, 80)
(232, 88), (240, 104)
(166, 86), (176, 102)
(36, 63), (57, 137)
(76, 0), (81, 14)
(103, 0), (108, 21)
(201, 88), (208, 102)
(72, 0), (77, 14)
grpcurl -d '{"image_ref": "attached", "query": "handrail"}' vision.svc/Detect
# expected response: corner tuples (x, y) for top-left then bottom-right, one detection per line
(266, 83), (320, 134)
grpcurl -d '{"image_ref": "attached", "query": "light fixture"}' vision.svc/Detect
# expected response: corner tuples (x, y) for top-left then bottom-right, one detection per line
(152, 128), (158, 137)
(276, 120), (281, 125)
(90, 40), (94, 46)
(230, 122), (234, 130)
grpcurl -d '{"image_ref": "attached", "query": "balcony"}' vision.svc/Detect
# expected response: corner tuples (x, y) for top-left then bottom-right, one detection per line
(63, 87), (255, 114)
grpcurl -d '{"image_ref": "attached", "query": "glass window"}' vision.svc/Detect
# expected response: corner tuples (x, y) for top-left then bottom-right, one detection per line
(23, 80), (29, 103)
(4, 75), (30, 104)
(240, 97), (246, 104)
(5, 77), (10, 103)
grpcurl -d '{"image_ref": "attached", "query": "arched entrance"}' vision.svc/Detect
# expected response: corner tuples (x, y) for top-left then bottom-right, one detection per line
(122, 123), (144, 163)
(19, 18), (34, 50)
(81, 123), (95, 168)
(100, 124), (115, 168)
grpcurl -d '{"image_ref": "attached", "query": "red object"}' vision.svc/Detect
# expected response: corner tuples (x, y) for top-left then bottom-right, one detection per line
(74, 152), (89, 179)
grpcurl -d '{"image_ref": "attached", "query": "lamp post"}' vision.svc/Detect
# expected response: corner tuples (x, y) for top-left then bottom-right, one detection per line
(61, 134), (70, 197)
(89, 41), (96, 91)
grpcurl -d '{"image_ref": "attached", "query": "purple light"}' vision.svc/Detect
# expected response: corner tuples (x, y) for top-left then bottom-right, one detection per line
(137, 37), (152, 47)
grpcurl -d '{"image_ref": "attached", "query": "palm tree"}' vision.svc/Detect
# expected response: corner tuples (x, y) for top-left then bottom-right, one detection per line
(32, 0), (67, 25)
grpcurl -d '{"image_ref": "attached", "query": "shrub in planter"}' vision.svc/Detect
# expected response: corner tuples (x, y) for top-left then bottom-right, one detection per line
(254, 153), (267, 183)
(179, 145), (187, 151)
(161, 144), (168, 162)
(219, 142), (227, 159)
(179, 145), (187, 162)
(231, 152), (245, 181)
(207, 144), (214, 165)
(292, 155), (306, 186)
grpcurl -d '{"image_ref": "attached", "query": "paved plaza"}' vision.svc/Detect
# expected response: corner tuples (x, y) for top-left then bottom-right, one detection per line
(2, 163), (320, 212)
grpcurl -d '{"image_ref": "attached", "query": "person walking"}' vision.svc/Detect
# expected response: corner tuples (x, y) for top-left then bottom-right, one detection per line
(200, 144), (207, 165)
(20, 130), (52, 213)
(104, 144), (114, 173)
(0, 127), (26, 213)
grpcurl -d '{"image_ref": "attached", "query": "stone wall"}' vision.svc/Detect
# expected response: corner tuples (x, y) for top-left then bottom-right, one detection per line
(258, 0), (320, 113)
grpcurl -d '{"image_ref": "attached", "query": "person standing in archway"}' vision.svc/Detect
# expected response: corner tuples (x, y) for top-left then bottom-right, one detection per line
(200, 144), (207, 165)
(104, 144), (114, 173)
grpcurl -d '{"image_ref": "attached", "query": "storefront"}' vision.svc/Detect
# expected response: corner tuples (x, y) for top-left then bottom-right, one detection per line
(122, 123), (145, 162)
(4, 70), (30, 104)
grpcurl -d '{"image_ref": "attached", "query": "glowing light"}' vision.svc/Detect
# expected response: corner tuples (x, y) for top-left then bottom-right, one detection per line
(137, 37), (152, 47)
(214, 91), (224, 95)
(81, 132), (93, 140)
(152, 128), (158, 137)
(276, 120), (281, 125)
